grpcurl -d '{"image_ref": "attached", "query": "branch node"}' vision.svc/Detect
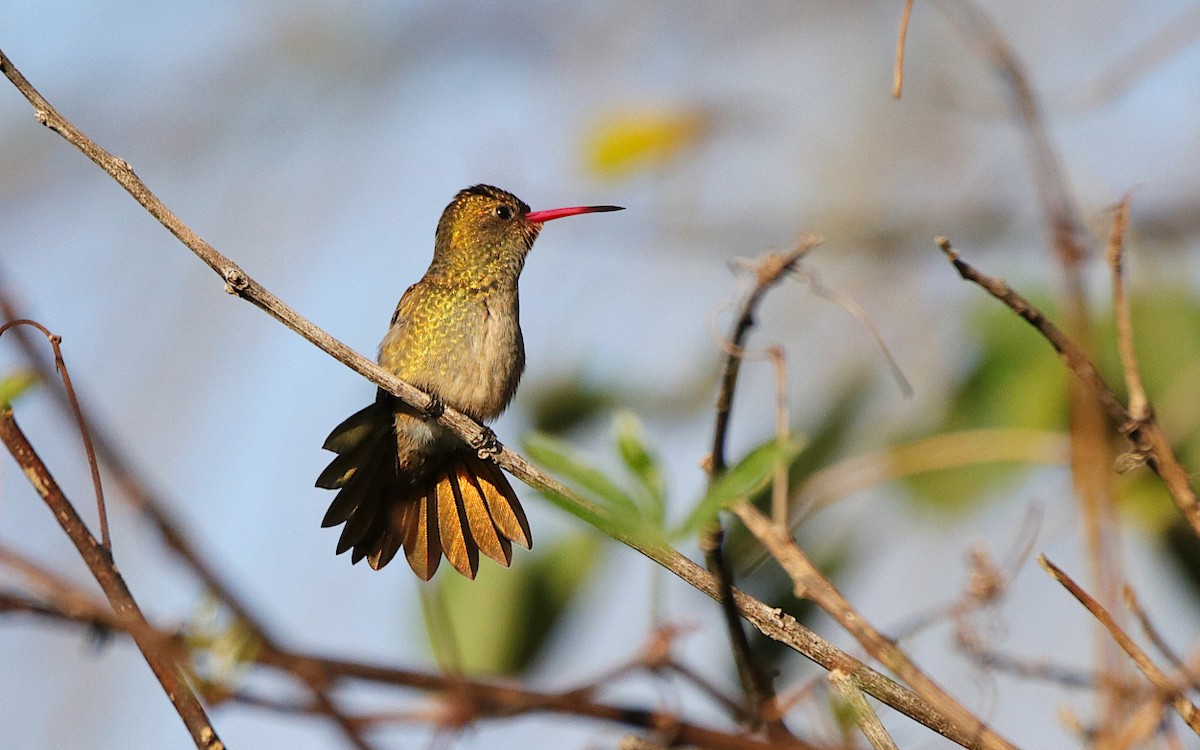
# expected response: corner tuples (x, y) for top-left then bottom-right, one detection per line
(34, 108), (48, 126)
(222, 267), (249, 295)
(1115, 450), (1149, 474)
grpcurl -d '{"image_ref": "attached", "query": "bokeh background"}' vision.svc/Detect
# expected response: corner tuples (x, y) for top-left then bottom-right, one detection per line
(3, 1), (1200, 748)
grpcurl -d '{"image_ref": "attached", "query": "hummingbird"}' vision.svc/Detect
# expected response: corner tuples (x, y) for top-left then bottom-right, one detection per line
(317, 184), (623, 580)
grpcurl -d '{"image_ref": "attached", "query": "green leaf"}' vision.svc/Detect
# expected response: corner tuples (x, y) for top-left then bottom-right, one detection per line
(524, 431), (640, 516)
(724, 375), (871, 570)
(613, 411), (666, 527)
(523, 431), (666, 547)
(677, 437), (804, 537)
(0, 370), (38, 407)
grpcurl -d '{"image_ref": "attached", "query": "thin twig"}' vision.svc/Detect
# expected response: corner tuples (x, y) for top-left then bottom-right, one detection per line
(1106, 195), (1149, 421)
(767, 347), (789, 527)
(794, 269), (912, 397)
(0, 409), (223, 750)
(734, 502), (1018, 750)
(0, 585), (823, 750)
(710, 245), (818, 475)
(963, 647), (1102, 691)
(1123, 585), (1188, 676)
(1039, 555), (1200, 734)
(829, 669), (901, 750)
(929, 4), (1128, 728)
(705, 245), (817, 739)
(937, 237), (1200, 539)
(0, 48), (989, 750)
(894, 0), (915, 99)
(931, 0), (1086, 271)
(0, 319), (109, 550)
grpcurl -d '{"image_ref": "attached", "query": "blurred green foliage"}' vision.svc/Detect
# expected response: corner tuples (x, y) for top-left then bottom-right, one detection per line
(908, 290), (1200, 522)
(428, 533), (602, 676)
(0, 370), (37, 408)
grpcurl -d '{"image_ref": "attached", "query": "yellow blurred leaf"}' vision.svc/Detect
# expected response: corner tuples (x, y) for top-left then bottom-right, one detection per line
(583, 108), (709, 180)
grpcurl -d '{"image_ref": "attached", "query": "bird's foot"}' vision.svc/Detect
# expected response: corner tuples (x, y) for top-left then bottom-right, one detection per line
(422, 394), (446, 421)
(470, 426), (502, 458)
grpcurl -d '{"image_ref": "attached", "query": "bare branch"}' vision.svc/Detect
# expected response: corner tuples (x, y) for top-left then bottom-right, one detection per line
(0, 296), (382, 750)
(705, 244), (817, 739)
(1105, 196), (1149, 421)
(894, 0), (915, 99)
(0, 319), (109, 549)
(0, 583), (827, 750)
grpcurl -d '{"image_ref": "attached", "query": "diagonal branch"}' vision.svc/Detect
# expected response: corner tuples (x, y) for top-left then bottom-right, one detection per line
(0, 290), (379, 750)
(0, 585), (826, 750)
(734, 502), (1018, 750)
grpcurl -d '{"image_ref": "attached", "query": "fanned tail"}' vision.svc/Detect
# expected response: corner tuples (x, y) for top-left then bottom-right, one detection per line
(316, 402), (532, 580)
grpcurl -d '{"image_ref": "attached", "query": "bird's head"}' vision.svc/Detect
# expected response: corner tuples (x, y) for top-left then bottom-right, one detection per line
(430, 184), (622, 287)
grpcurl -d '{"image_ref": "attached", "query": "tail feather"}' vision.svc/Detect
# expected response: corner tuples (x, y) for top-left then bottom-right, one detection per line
(472, 455), (532, 550)
(452, 468), (510, 566)
(436, 472), (480, 578)
(403, 492), (441, 580)
(366, 522), (403, 570)
(322, 402), (390, 453)
(320, 432), (389, 526)
(315, 425), (386, 490)
(317, 402), (532, 580)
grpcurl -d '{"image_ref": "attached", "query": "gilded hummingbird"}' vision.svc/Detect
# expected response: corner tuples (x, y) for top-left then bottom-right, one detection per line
(317, 184), (623, 580)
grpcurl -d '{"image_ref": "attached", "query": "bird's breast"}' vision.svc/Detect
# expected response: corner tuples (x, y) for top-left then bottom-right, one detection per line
(380, 286), (524, 422)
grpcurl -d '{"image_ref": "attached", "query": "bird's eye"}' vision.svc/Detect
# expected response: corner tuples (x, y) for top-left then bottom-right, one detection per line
(493, 205), (514, 221)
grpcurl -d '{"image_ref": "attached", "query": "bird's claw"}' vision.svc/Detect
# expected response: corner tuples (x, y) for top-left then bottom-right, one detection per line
(470, 426), (501, 458)
(422, 394), (446, 421)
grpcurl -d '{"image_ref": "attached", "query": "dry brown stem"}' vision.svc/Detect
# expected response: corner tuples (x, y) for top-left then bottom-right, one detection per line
(1105, 196), (1148, 421)
(0, 319), (109, 549)
(893, 0), (915, 98)
(0, 294), (380, 750)
(0, 584), (826, 750)
(929, 3), (1128, 730)
(829, 669), (901, 750)
(1039, 555), (1200, 735)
